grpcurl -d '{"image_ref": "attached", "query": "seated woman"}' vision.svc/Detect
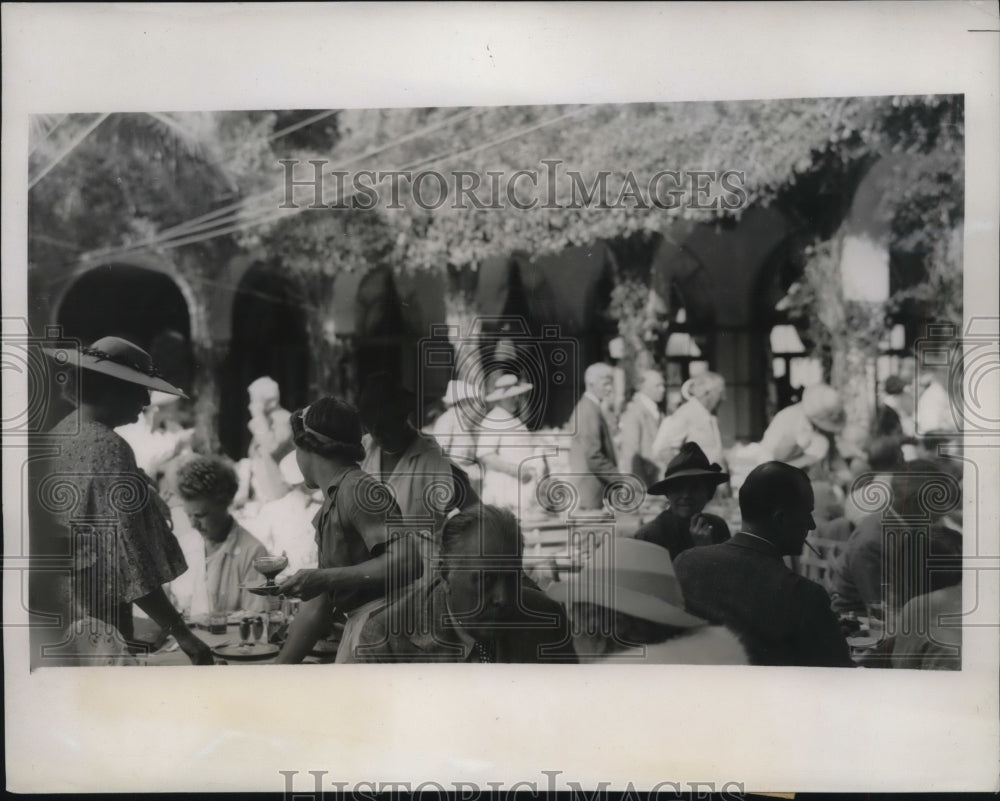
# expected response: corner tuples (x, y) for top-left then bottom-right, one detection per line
(175, 456), (269, 617)
(633, 442), (731, 561)
(550, 537), (748, 665)
(356, 506), (577, 663)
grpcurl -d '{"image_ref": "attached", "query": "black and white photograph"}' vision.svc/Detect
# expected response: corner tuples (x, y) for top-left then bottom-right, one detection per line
(3, 2), (998, 795)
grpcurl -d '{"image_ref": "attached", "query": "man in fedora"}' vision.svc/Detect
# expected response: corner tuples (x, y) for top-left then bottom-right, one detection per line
(633, 442), (731, 561)
(569, 363), (622, 512)
(550, 537), (748, 664)
(673, 461), (854, 667)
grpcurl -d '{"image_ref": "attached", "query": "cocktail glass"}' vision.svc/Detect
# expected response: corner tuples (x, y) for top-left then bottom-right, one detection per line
(253, 554), (289, 587)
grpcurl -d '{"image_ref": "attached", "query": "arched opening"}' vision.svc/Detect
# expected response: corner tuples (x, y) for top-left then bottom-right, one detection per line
(57, 264), (194, 385)
(48, 264), (194, 431)
(219, 264), (310, 460)
(355, 266), (410, 389)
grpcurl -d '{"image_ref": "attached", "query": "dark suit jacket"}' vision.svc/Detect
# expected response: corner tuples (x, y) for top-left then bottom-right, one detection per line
(569, 395), (619, 510)
(674, 533), (854, 667)
(356, 578), (578, 663)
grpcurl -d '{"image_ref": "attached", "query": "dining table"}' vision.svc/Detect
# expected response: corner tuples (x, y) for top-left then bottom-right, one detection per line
(136, 618), (340, 666)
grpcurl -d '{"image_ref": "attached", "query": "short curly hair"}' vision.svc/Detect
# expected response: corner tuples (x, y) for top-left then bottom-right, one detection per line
(175, 455), (239, 506)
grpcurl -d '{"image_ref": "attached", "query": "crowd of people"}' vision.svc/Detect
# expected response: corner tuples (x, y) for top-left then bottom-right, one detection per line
(32, 332), (964, 670)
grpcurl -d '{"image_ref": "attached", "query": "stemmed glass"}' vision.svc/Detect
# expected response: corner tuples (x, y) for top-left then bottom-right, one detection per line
(252, 554), (289, 589)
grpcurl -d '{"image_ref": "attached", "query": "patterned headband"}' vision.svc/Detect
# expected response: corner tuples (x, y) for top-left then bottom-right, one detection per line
(79, 345), (165, 379)
(298, 405), (340, 445)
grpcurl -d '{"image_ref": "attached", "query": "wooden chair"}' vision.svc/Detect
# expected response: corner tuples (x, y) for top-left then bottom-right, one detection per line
(797, 534), (847, 589)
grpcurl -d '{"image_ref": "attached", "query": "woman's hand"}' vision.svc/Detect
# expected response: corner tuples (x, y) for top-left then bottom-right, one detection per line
(278, 569), (330, 602)
(689, 513), (714, 543)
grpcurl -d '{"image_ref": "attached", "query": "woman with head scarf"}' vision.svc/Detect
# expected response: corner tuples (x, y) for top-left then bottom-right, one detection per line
(39, 336), (212, 665)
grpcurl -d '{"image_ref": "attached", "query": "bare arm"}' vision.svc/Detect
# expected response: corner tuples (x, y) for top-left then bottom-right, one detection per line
(134, 586), (213, 665)
(279, 536), (423, 601)
(274, 592), (334, 664)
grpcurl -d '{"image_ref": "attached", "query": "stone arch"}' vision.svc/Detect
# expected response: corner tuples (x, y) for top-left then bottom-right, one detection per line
(52, 253), (206, 348)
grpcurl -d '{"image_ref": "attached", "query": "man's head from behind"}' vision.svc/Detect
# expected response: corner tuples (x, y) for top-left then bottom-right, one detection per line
(739, 461), (815, 555)
(439, 505), (524, 638)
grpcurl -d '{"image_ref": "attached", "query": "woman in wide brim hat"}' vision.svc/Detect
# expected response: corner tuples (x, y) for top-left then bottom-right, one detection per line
(483, 373), (533, 404)
(39, 336), (212, 666)
(478, 373), (536, 509)
(633, 442), (733, 562)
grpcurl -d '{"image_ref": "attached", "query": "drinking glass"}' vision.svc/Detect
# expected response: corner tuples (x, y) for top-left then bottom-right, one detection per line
(208, 612), (228, 635)
(251, 615), (265, 646)
(867, 601), (887, 642)
(238, 616), (253, 647)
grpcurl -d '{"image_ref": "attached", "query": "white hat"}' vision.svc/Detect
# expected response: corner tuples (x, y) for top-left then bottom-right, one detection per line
(443, 379), (475, 406)
(485, 373), (533, 403)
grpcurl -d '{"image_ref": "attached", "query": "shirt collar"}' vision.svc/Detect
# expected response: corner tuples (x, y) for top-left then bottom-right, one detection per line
(729, 530), (784, 558)
(686, 395), (711, 417)
(584, 391), (603, 407)
(323, 463), (358, 500)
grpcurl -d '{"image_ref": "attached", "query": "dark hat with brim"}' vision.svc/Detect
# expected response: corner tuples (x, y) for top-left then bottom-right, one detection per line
(647, 441), (729, 495)
(45, 336), (188, 398)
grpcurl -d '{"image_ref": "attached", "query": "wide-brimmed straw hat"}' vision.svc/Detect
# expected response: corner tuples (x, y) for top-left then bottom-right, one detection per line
(647, 442), (729, 495)
(548, 538), (706, 629)
(802, 383), (846, 433)
(46, 336), (187, 397)
(443, 379), (475, 406)
(484, 373), (533, 403)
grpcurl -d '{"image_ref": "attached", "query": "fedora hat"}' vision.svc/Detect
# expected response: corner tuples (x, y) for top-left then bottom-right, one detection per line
(548, 538), (706, 629)
(802, 383), (845, 433)
(647, 441), (729, 495)
(46, 336), (187, 397)
(443, 379), (475, 406)
(484, 373), (533, 403)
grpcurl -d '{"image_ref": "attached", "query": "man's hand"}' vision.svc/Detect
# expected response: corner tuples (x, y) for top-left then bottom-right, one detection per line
(278, 569), (331, 602)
